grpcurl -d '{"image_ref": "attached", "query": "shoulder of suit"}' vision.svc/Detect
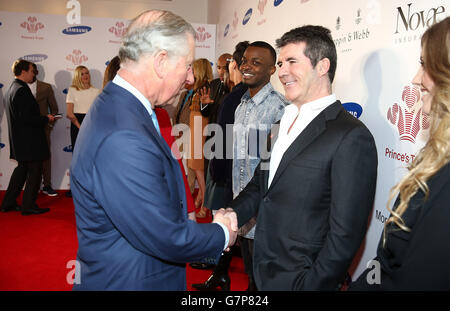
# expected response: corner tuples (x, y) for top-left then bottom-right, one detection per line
(37, 80), (51, 87)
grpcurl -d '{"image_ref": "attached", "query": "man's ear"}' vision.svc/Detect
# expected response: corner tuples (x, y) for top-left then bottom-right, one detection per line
(316, 58), (330, 78)
(269, 64), (276, 76)
(153, 50), (169, 79)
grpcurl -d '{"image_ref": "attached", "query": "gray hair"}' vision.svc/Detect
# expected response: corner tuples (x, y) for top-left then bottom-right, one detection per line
(119, 10), (196, 63)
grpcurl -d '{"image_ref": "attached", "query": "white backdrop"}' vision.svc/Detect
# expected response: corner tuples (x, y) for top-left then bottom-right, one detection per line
(0, 11), (215, 191)
(212, 0), (447, 280)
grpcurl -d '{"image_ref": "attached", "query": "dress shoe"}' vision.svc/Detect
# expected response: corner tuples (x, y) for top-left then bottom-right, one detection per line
(192, 273), (230, 291)
(1, 204), (21, 212)
(21, 206), (50, 216)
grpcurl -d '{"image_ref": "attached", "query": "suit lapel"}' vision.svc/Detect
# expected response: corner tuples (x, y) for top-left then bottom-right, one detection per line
(265, 101), (342, 193)
(108, 83), (176, 162)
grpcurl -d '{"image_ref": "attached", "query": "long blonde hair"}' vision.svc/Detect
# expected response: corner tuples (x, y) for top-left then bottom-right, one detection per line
(384, 17), (450, 244)
(192, 58), (213, 91)
(71, 65), (92, 90)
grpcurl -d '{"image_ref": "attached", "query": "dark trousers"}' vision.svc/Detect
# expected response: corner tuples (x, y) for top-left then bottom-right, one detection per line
(70, 113), (86, 151)
(239, 236), (255, 285)
(42, 125), (52, 187)
(1, 160), (43, 210)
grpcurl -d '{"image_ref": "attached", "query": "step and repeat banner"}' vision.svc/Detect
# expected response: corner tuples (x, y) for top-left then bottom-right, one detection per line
(0, 11), (215, 191)
(213, 0), (447, 280)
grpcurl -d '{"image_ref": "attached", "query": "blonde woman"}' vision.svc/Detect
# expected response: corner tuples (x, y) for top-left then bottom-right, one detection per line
(188, 58), (213, 218)
(350, 17), (450, 290)
(66, 66), (100, 150)
(65, 66), (100, 197)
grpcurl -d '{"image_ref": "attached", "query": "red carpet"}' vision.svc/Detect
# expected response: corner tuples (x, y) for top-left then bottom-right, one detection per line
(0, 190), (248, 291)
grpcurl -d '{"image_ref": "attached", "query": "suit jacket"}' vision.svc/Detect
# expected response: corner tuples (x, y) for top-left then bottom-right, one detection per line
(4, 79), (49, 161)
(232, 101), (378, 290)
(35, 80), (58, 116)
(70, 82), (225, 290)
(155, 107), (195, 214)
(350, 162), (450, 290)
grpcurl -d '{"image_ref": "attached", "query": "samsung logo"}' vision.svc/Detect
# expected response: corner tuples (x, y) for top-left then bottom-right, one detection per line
(0, 83), (3, 89)
(342, 102), (363, 119)
(274, 0), (284, 6)
(63, 145), (73, 153)
(224, 24), (230, 37)
(243, 8), (252, 25)
(62, 25), (92, 35)
(0, 143), (5, 149)
(22, 54), (48, 63)
(63, 88), (68, 94)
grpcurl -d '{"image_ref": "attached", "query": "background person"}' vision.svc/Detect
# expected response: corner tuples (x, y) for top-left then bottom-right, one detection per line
(1, 59), (55, 215)
(28, 63), (59, 197)
(232, 41), (288, 291)
(65, 65), (100, 197)
(192, 41), (249, 290)
(188, 58), (213, 218)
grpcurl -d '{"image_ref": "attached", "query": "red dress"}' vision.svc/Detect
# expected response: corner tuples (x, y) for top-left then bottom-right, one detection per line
(155, 108), (195, 214)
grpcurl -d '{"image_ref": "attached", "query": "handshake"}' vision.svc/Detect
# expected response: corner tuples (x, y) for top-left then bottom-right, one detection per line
(212, 208), (238, 251)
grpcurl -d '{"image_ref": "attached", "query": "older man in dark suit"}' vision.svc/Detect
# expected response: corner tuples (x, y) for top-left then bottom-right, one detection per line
(70, 10), (238, 290)
(1, 59), (55, 215)
(230, 25), (378, 290)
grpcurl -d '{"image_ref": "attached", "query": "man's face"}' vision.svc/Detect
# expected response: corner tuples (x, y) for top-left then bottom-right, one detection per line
(277, 42), (319, 106)
(157, 34), (195, 106)
(31, 66), (38, 83)
(216, 56), (229, 81)
(240, 46), (275, 91)
(23, 64), (36, 84)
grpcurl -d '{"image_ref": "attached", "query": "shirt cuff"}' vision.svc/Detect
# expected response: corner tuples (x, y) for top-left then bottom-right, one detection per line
(216, 222), (230, 251)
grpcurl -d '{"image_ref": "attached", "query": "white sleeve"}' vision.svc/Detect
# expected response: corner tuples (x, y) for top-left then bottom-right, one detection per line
(66, 87), (76, 104)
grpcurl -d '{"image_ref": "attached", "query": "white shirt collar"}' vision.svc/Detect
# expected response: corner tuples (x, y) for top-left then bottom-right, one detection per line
(112, 74), (154, 117)
(28, 80), (37, 98)
(298, 94), (336, 115)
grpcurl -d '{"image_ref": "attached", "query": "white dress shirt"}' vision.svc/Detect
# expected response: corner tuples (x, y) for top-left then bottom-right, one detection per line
(28, 80), (37, 98)
(268, 94), (337, 187)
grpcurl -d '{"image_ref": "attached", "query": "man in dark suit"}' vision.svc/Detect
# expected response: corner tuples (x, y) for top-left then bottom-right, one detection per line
(230, 25), (378, 290)
(1, 59), (55, 215)
(70, 10), (237, 290)
(29, 63), (59, 196)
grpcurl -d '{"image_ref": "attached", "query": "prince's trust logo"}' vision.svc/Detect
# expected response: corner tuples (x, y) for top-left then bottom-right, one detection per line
(108, 21), (127, 44)
(21, 16), (44, 33)
(109, 22), (127, 38)
(66, 49), (88, 66)
(20, 16), (44, 40)
(195, 26), (211, 42)
(387, 85), (430, 143)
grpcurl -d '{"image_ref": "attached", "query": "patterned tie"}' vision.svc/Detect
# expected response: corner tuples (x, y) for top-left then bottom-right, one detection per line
(151, 110), (161, 136)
